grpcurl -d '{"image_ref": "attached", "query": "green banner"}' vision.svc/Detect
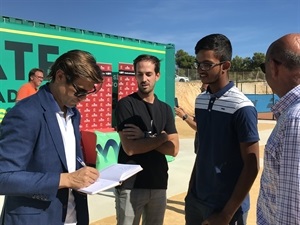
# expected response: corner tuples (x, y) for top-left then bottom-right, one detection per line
(94, 131), (174, 171)
(95, 131), (120, 170)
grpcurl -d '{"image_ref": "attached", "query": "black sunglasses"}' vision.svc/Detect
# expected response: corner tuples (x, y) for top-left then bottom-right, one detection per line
(72, 82), (100, 98)
(260, 63), (266, 74)
(260, 59), (282, 74)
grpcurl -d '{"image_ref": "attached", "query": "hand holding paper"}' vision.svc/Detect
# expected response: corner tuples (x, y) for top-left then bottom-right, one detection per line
(78, 163), (143, 194)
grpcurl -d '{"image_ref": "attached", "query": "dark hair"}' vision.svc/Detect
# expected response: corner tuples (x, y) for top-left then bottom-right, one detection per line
(47, 49), (103, 84)
(133, 54), (161, 74)
(28, 68), (44, 81)
(194, 34), (232, 62)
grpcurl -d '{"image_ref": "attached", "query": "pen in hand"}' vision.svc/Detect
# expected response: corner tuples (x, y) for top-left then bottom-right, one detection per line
(77, 156), (86, 167)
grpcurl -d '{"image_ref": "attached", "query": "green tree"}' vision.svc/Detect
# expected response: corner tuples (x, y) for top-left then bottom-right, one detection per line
(175, 49), (195, 69)
(242, 57), (252, 71)
(251, 52), (266, 80)
(251, 52), (265, 70)
(231, 56), (244, 72)
(231, 53), (265, 71)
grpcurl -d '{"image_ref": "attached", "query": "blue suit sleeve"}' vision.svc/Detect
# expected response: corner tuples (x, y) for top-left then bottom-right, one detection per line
(0, 104), (60, 201)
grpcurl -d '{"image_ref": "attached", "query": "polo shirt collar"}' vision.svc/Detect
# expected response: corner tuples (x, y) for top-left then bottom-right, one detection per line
(207, 81), (234, 98)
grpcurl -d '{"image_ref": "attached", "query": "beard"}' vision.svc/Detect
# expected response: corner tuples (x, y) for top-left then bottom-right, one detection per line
(138, 84), (154, 95)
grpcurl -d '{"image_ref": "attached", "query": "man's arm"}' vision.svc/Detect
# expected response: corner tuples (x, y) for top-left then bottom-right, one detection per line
(183, 115), (197, 131)
(118, 124), (169, 156)
(276, 118), (300, 224)
(174, 106), (197, 131)
(220, 141), (259, 222)
(118, 123), (179, 156)
(203, 141), (260, 225)
(155, 133), (179, 157)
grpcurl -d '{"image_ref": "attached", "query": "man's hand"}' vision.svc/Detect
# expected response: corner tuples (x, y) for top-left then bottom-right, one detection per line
(122, 124), (144, 139)
(174, 106), (186, 119)
(201, 212), (232, 225)
(59, 166), (99, 189)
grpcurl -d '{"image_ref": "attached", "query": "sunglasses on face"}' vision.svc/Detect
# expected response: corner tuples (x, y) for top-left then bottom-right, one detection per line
(260, 59), (282, 74)
(194, 61), (226, 71)
(260, 63), (266, 74)
(72, 82), (102, 98)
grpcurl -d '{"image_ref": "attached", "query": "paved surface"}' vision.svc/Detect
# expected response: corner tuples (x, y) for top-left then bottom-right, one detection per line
(0, 119), (275, 224)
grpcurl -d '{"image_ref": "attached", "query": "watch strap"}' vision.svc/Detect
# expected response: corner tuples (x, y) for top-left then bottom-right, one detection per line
(182, 114), (188, 121)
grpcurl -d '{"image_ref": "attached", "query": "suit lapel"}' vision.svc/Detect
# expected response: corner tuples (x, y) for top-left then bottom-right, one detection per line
(38, 84), (85, 171)
(72, 109), (85, 170)
(44, 111), (68, 170)
(38, 85), (68, 170)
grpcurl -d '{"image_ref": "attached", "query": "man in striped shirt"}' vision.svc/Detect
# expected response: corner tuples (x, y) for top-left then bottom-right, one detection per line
(257, 33), (300, 225)
(185, 34), (260, 225)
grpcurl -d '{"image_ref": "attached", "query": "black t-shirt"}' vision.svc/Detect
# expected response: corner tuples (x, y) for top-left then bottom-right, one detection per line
(115, 92), (177, 189)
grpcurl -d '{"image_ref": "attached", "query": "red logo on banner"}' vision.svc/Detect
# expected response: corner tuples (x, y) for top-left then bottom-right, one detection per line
(118, 63), (137, 100)
(77, 63), (113, 130)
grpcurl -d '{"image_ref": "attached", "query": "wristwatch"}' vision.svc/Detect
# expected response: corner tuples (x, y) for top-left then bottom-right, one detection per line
(182, 114), (188, 121)
(144, 131), (150, 138)
(144, 131), (156, 138)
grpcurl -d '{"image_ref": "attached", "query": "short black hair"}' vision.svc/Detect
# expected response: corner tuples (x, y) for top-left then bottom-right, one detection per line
(194, 34), (232, 62)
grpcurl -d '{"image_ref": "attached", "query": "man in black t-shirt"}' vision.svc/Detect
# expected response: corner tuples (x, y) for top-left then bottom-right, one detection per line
(115, 54), (179, 225)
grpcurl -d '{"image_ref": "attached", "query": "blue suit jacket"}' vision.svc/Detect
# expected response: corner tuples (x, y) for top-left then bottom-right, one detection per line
(0, 85), (89, 225)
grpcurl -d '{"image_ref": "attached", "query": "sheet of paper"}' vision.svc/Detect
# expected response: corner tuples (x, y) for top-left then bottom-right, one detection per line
(78, 179), (120, 194)
(78, 164), (143, 195)
(101, 164), (143, 181)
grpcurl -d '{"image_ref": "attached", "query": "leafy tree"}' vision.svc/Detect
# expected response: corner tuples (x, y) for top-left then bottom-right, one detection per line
(251, 52), (265, 70)
(243, 57), (252, 71)
(231, 56), (244, 72)
(230, 53), (265, 71)
(175, 49), (195, 69)
(251, 52), (266, 80)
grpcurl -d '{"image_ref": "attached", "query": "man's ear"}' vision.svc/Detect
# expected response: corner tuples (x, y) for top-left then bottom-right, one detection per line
(155, 72), (160, 81)
(222, 61), (231, 71)
(55, 69), (66, 82)
(270, 60), (280, 80)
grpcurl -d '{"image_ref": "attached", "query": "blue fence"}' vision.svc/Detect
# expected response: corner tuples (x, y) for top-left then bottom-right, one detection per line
(245, 94), (279, 113)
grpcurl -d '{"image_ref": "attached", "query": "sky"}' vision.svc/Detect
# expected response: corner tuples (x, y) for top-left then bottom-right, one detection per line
(0, 0), (299, 58)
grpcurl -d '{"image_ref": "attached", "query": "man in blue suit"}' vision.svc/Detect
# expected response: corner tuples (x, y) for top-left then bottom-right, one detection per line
(0, 50), (103, 225)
